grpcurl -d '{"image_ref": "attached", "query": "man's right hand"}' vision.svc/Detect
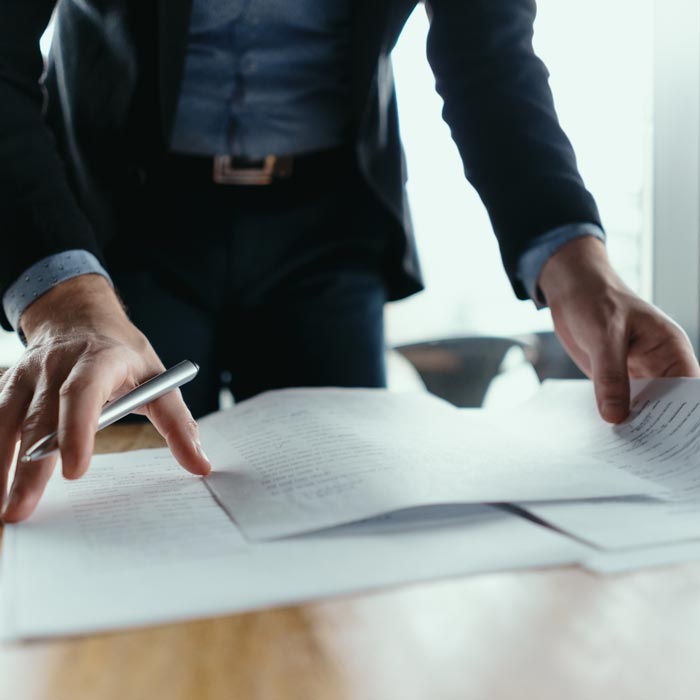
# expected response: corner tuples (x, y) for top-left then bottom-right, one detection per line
(0, 274), (211, 523)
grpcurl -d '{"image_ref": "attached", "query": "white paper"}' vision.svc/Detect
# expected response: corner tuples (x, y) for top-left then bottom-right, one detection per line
(0, 447), (591, 641)
(197, 388), (658, 540)
(586, 540), (700, 573)
(514, 379), (700, 549)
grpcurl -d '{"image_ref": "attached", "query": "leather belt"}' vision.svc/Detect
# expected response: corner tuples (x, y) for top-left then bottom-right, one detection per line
(212, 154), (293, 185)
(159, 146), (353, 186)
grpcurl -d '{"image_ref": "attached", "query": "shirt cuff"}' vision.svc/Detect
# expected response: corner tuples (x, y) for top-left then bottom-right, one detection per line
(3, 250), (113, 341)
(516, 223), (606, 308)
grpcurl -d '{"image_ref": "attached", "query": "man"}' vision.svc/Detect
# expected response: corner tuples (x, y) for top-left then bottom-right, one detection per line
(1, 0), (697, 523)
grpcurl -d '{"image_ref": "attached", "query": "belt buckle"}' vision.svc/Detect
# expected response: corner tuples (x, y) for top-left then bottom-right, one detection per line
(212, 154), (292, 185)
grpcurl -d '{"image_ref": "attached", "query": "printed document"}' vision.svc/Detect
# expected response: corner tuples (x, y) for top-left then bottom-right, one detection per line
(197, 389), (659, 539)
(0, 447), (590, 641)
(515, 379), (700, 549)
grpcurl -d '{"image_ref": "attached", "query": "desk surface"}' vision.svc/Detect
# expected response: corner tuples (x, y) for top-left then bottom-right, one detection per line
(1, 426), (699, 700)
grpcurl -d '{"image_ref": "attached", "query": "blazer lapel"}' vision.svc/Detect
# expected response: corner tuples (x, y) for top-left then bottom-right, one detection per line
(157, 0), (193, 143)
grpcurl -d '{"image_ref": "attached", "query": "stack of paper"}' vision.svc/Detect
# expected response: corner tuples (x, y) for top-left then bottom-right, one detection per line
(3, 384), (694, 641)
(505, 379), (700, 572)
(0, 448), (594, 640)
(197, 389), (658, 540)
(0, 388), (655, 641)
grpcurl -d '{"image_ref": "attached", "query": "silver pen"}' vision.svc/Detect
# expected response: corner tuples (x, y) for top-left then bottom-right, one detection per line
(21, 359), (200, 463)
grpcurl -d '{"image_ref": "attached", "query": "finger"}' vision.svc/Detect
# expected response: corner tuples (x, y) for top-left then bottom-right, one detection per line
(590, 327), (631, 424)
(2, 454), (59, 523)
(0, 434), (18, 512)
(3, 383), (60, 522)
(0, 377), (33, 515)
(143, 390), (211, 476)
(57, 356), (130, 480)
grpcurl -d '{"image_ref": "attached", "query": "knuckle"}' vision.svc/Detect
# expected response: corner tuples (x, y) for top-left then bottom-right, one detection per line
(58, 377), (90, 399)
(75, 342), (104, 364)
(0, 373), (22, 406)
(3, 365), (31, 392)
(100, 344), (125, 362)
(21, 413), (47, 438)
(42, 347), (70, 375)
(131, 331), (153, 357)
(81, 340), (114, 362)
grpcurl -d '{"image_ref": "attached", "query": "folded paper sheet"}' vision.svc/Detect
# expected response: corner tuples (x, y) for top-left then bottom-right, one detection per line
(197, 389), (660, 540)
(586, 540), (700, 573)
(515, 379), (700, 549)
(0, 448), (591, 641)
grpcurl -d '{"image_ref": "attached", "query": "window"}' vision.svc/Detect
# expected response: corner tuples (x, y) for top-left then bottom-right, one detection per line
(651, 0), (700, 352)
(386, 0), (655, 346)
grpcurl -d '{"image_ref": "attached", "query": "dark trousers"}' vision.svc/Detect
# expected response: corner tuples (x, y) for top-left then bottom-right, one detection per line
(105, 151), (392, 418)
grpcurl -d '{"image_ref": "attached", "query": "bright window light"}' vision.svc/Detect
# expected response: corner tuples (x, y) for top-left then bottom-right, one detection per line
(386, 0), (653, 345)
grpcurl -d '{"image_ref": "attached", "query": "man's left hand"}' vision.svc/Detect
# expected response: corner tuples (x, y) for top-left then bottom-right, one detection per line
(538, 236), (700, 424)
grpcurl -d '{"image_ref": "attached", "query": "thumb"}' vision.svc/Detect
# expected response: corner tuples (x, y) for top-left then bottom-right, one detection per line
(590, 330), (631, 424)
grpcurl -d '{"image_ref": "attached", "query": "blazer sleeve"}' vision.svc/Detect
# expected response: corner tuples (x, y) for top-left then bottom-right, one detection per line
(0, 1), (104, 330)
(425, 0), (602, 299)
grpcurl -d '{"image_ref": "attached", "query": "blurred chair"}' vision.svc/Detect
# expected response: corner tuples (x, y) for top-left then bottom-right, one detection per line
(516, 331), (585, 382)
(393, 331), (584, 409)
(393, 336), (536, 408)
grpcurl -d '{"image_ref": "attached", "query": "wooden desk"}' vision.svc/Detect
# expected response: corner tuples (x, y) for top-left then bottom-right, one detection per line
(2, 426), (699, 700)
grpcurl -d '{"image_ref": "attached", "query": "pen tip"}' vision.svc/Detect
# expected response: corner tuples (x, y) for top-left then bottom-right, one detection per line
(20, 454), (32, 463)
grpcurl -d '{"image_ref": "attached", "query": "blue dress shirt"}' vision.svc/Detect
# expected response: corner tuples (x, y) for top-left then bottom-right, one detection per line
(516, 223), (606, 307)
(3, 250), (112, 341)
(169, 0), (353, 158)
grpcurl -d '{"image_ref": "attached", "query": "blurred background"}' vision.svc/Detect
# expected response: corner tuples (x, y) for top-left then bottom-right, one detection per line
(3, 0), (694, 405)
(387, 0), (654, 346)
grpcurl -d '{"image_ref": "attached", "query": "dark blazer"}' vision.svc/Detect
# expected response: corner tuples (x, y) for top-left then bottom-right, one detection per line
(0, 0), (601, 331)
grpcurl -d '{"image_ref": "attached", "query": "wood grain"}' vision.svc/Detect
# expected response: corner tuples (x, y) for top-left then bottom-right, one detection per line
(2, 426), (700, 700)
